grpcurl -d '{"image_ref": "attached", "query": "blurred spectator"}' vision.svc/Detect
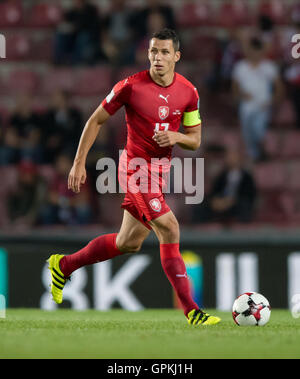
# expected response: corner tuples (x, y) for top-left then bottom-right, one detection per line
(193, 149), (257, 224)
(54, 0), (104, 65)
(256, 14), (279, 60)
(285, 62), (300, 129)
(135, 10), (168, 65)
(43, 90), (83, 164)
(0, 124), (19, 165)
(131, 0), (176, 44)
(102, 0), (135, 66)
(7, 161), (47, 230)
(232, 37), (283, 161)
(41, 154), (92, 225)
(207, 28), (243, 92)
(0, 95), (43, 165)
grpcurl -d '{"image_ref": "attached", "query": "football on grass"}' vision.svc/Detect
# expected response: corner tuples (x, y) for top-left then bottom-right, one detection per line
(232, 292), (271, 326)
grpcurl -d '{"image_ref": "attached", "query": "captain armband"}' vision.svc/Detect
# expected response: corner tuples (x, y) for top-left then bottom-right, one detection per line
(182, 109), (201, 128)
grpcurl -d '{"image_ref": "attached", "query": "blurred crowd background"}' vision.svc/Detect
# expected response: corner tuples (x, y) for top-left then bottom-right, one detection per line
(0, 0), (300, 233)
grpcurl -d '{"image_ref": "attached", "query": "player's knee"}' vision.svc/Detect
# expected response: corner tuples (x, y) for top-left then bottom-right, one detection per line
(155, 217), (180, 243)
(116, 235), (142, 254)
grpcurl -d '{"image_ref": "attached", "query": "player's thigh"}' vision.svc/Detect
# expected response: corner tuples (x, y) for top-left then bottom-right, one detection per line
(116, 210), (151, 253)
(148, 210), (180, 244)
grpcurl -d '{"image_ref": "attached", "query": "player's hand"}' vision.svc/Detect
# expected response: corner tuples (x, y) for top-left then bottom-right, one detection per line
(68, 163), (87, 194)
(152, 131), (179, 147)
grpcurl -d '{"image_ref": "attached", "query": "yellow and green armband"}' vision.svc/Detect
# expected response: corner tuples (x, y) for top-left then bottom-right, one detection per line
(182, 109), (201, 128)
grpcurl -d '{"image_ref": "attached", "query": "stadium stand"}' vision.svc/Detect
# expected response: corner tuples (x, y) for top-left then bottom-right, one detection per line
(0, 0), (300, 229)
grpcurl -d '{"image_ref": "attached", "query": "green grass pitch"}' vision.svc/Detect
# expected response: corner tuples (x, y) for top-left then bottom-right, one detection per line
(0, 309), (299, 359)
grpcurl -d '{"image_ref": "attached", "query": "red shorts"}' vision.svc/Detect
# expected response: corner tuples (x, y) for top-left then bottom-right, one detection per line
(118, 150), (171, 230)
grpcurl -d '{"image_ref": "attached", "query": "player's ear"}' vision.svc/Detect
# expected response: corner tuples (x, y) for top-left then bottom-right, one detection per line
(175, 51), (181, 63)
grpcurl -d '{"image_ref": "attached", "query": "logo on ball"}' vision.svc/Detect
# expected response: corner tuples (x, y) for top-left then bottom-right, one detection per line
(232, 292), (271, 326)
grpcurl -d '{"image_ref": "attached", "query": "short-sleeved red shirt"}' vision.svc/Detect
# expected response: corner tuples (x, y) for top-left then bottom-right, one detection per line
(101, 70), (201, 162)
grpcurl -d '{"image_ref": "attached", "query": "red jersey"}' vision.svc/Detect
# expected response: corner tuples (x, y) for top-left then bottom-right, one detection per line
(101, 70), (201, 162)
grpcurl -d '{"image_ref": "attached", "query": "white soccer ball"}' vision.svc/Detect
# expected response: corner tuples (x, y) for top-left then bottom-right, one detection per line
(232, 292), (271, 326)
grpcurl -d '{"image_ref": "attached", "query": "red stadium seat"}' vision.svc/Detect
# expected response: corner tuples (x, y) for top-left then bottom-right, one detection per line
(288, 161), (300, 191)
(289, 2), (300, 24)
(274, 99), (296, 128)
(216, 0), (253, 27)
(0, 0), (23, 27)
(0, 106), (10, 127)
(183, 34), (218, 61)
(257, 0), (287, 24)
(30, 34), (54, 61)
(254, 162), (287, 191)
(176, 1), (213, 28)
(40, 68), (76, 95)
(255, 191), (291, 222)
(0, 166), (18, 195)
(73, 67), (112, 96)
(5, 33), (31, 61)
(264, 131), (280, 158)
(38, 165), (56, 184)
(281, 131), (300, 158)
(26, 3), (62, 27)
(114, 65), (144, 82)
(6, 70), (39, 95)
(220, 131), (242, 149)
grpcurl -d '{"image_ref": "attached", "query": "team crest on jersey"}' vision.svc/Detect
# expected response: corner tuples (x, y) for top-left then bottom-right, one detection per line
(149, 198), (161, 212)
(158, 106), (169, 120)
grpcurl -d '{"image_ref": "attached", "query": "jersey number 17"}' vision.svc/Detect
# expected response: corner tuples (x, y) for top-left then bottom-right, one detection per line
(154, 123), (169, 132)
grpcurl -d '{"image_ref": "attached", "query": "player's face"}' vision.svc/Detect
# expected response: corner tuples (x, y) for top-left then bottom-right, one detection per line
(148, 38), (180, 77)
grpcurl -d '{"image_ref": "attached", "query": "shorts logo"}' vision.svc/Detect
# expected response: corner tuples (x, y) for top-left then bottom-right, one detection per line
(158, 106), (169, 120)
(149, 198), (161, 212)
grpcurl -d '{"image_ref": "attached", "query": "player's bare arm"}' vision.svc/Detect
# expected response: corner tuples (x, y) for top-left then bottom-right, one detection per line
(68, 105), (110, 193)
(153, 124), (201, 151)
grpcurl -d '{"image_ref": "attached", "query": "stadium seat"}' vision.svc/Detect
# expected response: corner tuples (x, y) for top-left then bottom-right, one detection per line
(26, 3), (62, 27)
(115, 65), (146, 82)
(220, 131), (242, 149)
(216, 0), (253, 28)
(288, 161), (300, 191)
(254, 162), (287, 191)
(0, 0), (23, 27)
(176, 1), (213, 28)
(264, 131), (280, 158)
(73, 67), (112, 96)
(183, 34), (218, 61)
(256, 0), (287, 24)
(40, 68), (76, 95)
(5, 33), (31, 61)
(0, 106), (10, 127)
(6, 70), (39, 95)
(0, 166), (18, 194)
(38, 165), (56, 184)
(255, 192), (289, 222)
(273, 99), (296, 128)
(25, 32), (54, 61)
(281, 131), (300, 158)
(289, 2), (300, 24)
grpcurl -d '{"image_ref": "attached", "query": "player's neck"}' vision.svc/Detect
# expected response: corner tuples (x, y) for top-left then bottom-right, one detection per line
(149, 69), (175, 87)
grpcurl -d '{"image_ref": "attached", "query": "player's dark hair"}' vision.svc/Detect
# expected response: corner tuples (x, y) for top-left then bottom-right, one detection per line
(152, 28), (180, 51)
